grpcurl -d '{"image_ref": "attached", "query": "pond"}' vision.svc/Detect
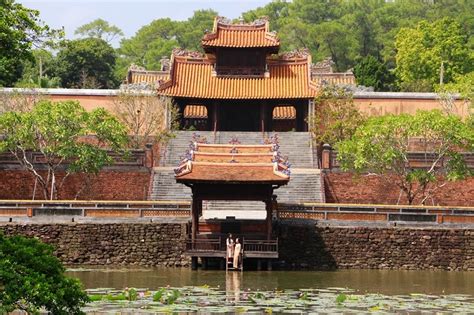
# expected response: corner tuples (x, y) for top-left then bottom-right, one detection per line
(67, 267), (474, 314)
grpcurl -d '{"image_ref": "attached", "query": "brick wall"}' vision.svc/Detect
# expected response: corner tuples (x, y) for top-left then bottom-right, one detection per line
(324, 172), (474, 206)
(279, 222), (473, 271)
(0, 170), (151, 200)
(0, 223), (189, 266)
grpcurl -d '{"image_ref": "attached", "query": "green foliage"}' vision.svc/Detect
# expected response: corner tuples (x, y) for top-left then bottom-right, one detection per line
(0, 233), (89, 314)
(0, 0), (60, 87)
(124, 288), (138, 301)
(54, 38), (118, 88)
(353, 55), (394, 91)
(116, 10), (216, 77)
(15, 49), (61, 88)
(336, 293), (347, 304)
(336, 110), (474, 204)
(309, 85), (366, 145)
(75, 18), (124, 43)
(152, 287), (180, 305)
(0, 100), (128, 199)
(395, 18), (473, 91)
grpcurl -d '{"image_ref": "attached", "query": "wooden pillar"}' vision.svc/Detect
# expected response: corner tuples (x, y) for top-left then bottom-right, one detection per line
(212, 101), (219, 132)
(265, 200), (272, 240)
(260, 102), (266, 132)
(191, 196), (199, 242)
(191, 257), (198, 270)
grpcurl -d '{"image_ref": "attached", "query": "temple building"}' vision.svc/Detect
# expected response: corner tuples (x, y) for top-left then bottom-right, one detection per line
(126, 17), (355, 132)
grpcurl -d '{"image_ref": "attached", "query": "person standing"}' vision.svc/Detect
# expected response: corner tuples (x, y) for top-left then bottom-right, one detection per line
(226, 233), (234, 262)
(233, 238), (241, 269)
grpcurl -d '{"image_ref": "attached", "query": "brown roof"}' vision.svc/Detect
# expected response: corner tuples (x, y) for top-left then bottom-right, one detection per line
(157, 53), (318, 99)
(202, 17), (279, 49)
(175, 142), (290, 184)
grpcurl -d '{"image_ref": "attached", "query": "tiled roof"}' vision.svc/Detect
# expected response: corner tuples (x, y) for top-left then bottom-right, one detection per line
(273, 106), (296, 120)
(183, 105), (208, 118)
(127, 70), (169, 85)
(202, 17), (279, 49)
(158, 56), (318, 99)
(175, 142), (290, 184)
(311, 73), (356, 87)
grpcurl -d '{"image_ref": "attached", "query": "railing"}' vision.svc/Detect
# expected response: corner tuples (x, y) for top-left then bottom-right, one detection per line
(186, 238), (222, 251)
(278, 202), (474, 224)
(243, 239), (278, 253)
(0, 200), (191, 218)
(0, 150), (147, 168)
(326, 150), (474, 170)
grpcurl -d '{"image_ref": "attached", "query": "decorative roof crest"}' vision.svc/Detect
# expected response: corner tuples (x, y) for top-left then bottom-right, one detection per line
(216, 16), (268, 27)
(172, 48), (205, 59)
(128, 63), (146, 72)
(280, 48), (310, 60)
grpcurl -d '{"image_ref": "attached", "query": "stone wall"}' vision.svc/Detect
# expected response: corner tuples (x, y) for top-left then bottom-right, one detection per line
(324, 172), (474, 206)
(0, 170), (151, 200)
(0, 222), (189, 267)
(278, 222), (474, 271)
(2, 222), (472, 270)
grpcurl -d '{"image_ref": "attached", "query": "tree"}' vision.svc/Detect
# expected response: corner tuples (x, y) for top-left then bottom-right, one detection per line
(54, 38), (118, 88)
(336, 110), (474, 205)
(395, 18), (473, 91)
(0, 100), (128, 199)
(113, 89), (178, 149)
(15, 49), (61, 88)
(0, 233), (88, 314)
(309, 85), (366, 146)
(353, 55), (394, 91)
(75, 18), (124, 43)
(0, 0), (60, 87)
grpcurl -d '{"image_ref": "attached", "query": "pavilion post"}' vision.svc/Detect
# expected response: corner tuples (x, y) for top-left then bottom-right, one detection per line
(191, 196), (199, 243)
(265, 200), (272, 240)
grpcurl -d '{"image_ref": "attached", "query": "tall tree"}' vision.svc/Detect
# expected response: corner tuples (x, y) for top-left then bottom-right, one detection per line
(75, 18), (124, 43)
(0, 0), (60, 86)
(113, 89), (178, 149)
(353, 55), (394, 91)
(309, 86), (366, 146)
(336, 110), (474, 205)
(395, 18), (473, 91)
(54, 38), (118, 88)
(0, 100), (128, 199)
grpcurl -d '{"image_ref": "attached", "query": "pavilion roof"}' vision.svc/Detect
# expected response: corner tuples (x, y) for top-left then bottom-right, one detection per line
(202, 17), (279, 49)
(157, 49), (318, 99)
(175, 141), (290, 184)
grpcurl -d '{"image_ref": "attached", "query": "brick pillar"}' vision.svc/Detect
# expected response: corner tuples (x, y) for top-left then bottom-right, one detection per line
(321, 143), (332, 170)
(145, 143), (153, 168)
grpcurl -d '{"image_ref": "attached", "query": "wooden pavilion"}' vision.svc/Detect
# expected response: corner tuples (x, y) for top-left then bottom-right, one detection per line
(174, 137), (290, 270)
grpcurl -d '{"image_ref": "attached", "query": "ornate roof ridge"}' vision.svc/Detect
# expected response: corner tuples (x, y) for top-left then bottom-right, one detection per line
(215, 16), (269, 29)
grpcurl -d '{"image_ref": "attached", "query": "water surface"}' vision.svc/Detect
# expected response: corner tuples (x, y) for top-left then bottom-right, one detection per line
(67, 267), (474, 295)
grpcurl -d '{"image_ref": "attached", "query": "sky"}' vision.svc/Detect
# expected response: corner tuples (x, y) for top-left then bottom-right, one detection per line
(19, 0), (272, 47)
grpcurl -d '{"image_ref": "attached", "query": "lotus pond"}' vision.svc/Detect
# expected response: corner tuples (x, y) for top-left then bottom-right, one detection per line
(67, 267), (474, 314)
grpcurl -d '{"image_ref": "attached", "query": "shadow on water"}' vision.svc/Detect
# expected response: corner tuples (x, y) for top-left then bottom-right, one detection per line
(67, 267), (474, 295)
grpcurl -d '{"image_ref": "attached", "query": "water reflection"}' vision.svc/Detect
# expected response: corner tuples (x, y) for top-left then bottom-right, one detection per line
(225, 271), (242, 302)
(66, 267), (474, 295)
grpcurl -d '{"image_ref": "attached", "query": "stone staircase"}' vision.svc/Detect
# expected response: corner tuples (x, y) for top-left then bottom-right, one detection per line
(150, 131), (324, 218)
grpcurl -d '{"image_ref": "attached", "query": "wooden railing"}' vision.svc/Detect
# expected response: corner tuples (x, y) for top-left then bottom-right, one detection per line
(243, 239), (278, 253)
(186, 238), (222, 251)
